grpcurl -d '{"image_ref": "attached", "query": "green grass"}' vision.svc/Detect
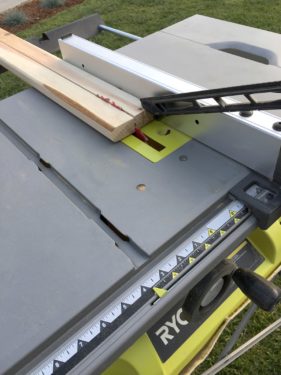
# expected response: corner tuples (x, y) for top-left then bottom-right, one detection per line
(2, 0), (281, 100)
(0, 1), (281, 373)
(194, 276), (281, 375)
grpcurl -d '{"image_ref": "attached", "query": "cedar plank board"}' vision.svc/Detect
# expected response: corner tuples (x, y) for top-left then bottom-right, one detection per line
(0, 28), (151, 141)
(0, 29), (146, 122)
(0, 41), (136, 141)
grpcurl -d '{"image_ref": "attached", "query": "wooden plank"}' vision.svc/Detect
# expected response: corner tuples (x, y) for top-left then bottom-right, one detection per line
(0, 28), (151, 141)
(0, 41), (138, 141)
(0, 29), (147, 121)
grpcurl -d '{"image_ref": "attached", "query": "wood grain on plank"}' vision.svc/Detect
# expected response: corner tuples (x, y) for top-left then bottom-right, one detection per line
(0, 28), (151, 127)
(0, 28), (152, 141)
(0, 41), (137, 141)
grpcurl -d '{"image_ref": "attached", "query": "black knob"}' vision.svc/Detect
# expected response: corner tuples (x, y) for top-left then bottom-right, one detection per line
(232, 268), (281, 311)
(183, 260), (235, 321)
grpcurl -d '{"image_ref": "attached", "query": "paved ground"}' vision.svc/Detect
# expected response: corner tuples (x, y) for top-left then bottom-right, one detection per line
(0, 0), (29, 13)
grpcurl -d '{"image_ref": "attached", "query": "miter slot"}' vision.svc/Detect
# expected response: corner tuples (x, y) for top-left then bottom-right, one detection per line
(0, 118), (147, 267)
(0, 126), (136, 375)
(100, 214), (130, 242)
(38, 164), (148, 265)
(39, 158), (51, 169)
(37, 157), (149, 266)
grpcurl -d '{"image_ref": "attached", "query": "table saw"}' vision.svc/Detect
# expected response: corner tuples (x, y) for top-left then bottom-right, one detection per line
(0, 14), (281, 375)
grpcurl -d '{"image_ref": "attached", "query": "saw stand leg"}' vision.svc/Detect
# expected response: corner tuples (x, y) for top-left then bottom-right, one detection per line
(201, 316), (281, 375)
(218, 303), (258, 360)
(201, 273), (281, 375)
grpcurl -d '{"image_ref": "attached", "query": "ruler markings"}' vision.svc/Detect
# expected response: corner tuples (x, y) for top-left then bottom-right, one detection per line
(31, 200), (249, 375)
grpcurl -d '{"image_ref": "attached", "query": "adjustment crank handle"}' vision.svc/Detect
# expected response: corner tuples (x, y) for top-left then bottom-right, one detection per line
(232, 268), (281, 311)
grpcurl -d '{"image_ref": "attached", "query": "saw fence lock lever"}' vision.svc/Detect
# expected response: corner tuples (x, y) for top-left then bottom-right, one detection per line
(232, 268), (281, 311)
